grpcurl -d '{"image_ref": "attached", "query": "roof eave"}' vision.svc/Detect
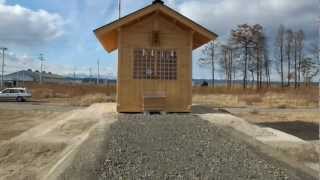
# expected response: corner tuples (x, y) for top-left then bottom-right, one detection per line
(94, 3), (218, 52)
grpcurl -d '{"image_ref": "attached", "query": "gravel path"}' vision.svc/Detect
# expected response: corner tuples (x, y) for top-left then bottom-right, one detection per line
(98, 114), (315, 180)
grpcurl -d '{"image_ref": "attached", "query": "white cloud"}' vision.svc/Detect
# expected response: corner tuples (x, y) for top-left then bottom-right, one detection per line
(4, 52), (76, 75)
(177, 0), (318, 79)
(165, 0), (177, 9)
(3, 51), (115, 77)
(178, 0), (318, 41)
(0, 3), (64, 46)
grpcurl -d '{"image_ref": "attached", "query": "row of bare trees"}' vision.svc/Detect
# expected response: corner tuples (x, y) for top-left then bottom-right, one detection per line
(199, 24), (319, 88)
(276, 25), (308, 88)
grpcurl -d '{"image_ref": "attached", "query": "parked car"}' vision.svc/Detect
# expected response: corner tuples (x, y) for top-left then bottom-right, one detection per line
(0, 88), (32, 102)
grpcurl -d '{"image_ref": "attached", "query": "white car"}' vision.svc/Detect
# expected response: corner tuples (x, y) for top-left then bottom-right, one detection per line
(0, 88), (32, 102)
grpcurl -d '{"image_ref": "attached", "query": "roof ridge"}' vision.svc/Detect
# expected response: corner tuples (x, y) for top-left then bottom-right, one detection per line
(152, 0), (164, 5)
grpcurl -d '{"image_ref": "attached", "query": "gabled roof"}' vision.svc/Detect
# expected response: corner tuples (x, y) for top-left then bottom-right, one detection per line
(94, 1), (218, 53)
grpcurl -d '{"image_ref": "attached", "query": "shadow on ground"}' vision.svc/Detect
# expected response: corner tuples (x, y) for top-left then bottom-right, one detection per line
(192, 105), (230, 114)
(256, 121), (319, 141)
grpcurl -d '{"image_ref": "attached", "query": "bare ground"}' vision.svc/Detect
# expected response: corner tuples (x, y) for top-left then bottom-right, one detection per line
(0, 110), (60, 142)
(0, 100), (318, 179)
(223, 107), (320, 173)
(226, 109), (319, 140)
(0, 103), (116, 180)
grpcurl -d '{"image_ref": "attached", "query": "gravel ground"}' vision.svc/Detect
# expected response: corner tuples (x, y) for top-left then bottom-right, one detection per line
(97, 114), (314, 180)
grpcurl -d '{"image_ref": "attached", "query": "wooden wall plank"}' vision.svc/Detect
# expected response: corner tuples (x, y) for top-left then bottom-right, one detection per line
(117, 13), (192, 112)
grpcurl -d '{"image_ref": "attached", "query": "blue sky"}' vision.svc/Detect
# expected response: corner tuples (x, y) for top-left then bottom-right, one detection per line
(0, 0), (318, 79)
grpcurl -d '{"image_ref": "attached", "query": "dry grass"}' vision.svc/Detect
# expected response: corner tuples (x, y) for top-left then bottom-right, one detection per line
(193, 86), (318, 108)
(235, 111), (320, 124)
(25, 83), (318, 108)
(26, 83), (116, 99)
(70, 94), (116, 107)
(193, 94), (245, 108)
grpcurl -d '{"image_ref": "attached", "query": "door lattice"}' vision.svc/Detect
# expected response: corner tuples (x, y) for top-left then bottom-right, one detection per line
(133, 48), (177, 80)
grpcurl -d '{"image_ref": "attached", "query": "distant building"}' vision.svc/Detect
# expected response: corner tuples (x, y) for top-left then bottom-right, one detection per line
(4, 70), (65, 84)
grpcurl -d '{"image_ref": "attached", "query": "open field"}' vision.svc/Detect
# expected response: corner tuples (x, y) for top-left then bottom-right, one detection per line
(22, 84), (319, 141)
(25, 83), (116, 99)
(193, 86), (318, 109)
(23, 83), (318, 109)
(0, 101), (317, 179)
(0, 84), (318, 179)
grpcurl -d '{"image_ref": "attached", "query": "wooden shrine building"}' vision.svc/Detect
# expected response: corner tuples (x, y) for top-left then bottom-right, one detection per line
(94, 0), (217, 112)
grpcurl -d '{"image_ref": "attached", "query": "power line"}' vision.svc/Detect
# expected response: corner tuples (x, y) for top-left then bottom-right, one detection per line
(0, 47), (8, 89)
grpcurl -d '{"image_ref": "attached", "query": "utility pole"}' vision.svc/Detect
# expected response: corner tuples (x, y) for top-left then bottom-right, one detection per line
(22, 70), (25, 87)
(97, 60), (100, 85)
(89, 67), (92, 84)
(16, 71), (19, 87)
(73, 67), (76, 82)
(0, 47), (7, 89)
(22, 62), (26, 87)
(39, 54), (45, 84)
(118, 0), (121, 19)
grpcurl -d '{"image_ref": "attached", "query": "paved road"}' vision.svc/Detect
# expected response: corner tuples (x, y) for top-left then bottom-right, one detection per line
(97, 114), (314, 180)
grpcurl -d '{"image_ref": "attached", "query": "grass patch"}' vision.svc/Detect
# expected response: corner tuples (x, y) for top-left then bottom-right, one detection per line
(193, 86), (318, 108)
(70, 94), (116, 107)
(26, 83), (116, 99)
(25, 83), (318, 109)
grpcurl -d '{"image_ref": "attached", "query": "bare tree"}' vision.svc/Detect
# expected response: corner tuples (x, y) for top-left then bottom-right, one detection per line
(285, 29), (294, 87)
(220, 44), (236, 88)
(293, 31), (299, 88)
(221, 46), (229, 86)
(309, 41), (319, 68)
(275, 25), (285, 87)
(296, 30), (305, 87)
(292, 30), (305, 88)
(199, 41), (216, 87)
(231, 24), (259, 89)
(300, 57), (319, 86)
(248, 50), (256, 87)
(252, 24), (265, 89)
(263, 38), (271, 87)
